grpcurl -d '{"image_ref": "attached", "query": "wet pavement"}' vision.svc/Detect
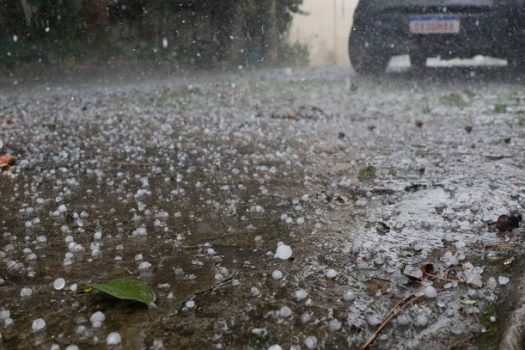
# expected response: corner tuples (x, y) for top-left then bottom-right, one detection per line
(1, 63), (525, 349)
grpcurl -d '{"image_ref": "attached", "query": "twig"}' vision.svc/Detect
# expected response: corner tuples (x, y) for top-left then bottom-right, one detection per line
(424, 269), (460, 284)
(483, 238), (520, 250)
(180, 277), (234, 310)
(357, 294), (423, 350)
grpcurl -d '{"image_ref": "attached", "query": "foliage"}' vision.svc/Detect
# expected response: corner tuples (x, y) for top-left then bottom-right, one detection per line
(277, 41), (309, 66)
(0, 0), (305, 66)
(358, 165), (377, 181)
(87, 278), (157, 308)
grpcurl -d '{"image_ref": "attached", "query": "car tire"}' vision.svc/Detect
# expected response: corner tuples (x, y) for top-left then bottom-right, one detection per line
(349, 30), (389, 75)
(410, 53), (427, 70)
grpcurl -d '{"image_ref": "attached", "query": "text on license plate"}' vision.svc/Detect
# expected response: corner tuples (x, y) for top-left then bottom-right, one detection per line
(409, 15), (460, 34)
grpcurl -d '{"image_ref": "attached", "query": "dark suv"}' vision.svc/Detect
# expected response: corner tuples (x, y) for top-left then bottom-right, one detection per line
(349, 0), (525, 74)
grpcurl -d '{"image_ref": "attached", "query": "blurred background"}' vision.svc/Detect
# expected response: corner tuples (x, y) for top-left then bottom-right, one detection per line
(290, 0), (357, 66)
(0, 0), (360, 71)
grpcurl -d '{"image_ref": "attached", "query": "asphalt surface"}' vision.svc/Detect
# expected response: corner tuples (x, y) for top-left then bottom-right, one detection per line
(1, 62), (525, 349)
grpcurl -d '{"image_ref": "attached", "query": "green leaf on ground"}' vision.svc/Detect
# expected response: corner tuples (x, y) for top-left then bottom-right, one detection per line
(494, 103), (507, 113)
(87, 278), (156, 308)
(358, 165), (377, 181)
(441, 93), (468, 108)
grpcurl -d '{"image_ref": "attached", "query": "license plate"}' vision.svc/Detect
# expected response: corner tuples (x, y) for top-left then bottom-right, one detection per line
(409, 15), (460, 34)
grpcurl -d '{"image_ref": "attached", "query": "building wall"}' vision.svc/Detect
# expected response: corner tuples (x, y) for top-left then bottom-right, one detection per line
(288, 0), (358, 66)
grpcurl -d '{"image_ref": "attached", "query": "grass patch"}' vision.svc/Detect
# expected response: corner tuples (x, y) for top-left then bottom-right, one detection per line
(358, 165), (377, 181)
(441, 93), (469, 108)
(493, 103), (508, 113)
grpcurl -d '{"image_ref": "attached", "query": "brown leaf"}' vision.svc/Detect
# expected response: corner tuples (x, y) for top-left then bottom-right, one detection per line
(421, 263), (435, 276)
(0, 155), (16, 167)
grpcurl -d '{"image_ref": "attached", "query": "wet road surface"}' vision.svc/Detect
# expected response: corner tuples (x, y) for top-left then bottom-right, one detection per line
(1, 65), (525, 349)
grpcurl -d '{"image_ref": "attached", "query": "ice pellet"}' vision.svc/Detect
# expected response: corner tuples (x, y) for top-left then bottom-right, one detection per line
(325, 269), (337, 279)
(294, 289), (308, 301)
(53, 278), (66, 290)
(424, 285), (437, 298)
(32, 318), (46, 332)
(277, 306), (292, 318)
(138, 261), (152, 271)
(90, 311), (106, 328)
(304, 336), (318, 349)
(498, 276), (510, 285)
(272, 270), (283, 280)
(274, 243), (292, 260)
(328, 319), (342, 331)
(107, 332), (122, 345)
(343, 290), (356, 301)
(20, 287), (32, 297)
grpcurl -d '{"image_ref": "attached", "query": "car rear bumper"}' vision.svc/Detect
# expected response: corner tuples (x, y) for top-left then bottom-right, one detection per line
(353, 8), (525, 58)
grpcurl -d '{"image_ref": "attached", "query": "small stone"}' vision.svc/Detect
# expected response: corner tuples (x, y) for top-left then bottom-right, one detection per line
(32, 318), (46, 332)
(268, 345), (283, 350)
(107, 332), (122, 345)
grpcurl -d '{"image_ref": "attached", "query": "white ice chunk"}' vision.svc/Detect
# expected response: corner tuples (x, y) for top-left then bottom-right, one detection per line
(325, 269), (338, 279)
(53, 278), (66, 290)
(272, 270), (283, 280)
(32, 318), (46, 332)
(107, 332), (122, 345)
(274, 243), (292, 260)
(294, 289), (308, 301)
(304, 336), (318, 349)
(498, 276), (510, 286)
(90, 311), (106, 328)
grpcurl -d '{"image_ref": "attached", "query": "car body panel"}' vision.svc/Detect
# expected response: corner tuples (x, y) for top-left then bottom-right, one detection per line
(351, 0), (525, 60)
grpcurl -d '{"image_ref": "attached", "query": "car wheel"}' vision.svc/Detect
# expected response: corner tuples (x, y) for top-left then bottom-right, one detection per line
(410, 53), (427, 69)
(349, 31), (389, 75)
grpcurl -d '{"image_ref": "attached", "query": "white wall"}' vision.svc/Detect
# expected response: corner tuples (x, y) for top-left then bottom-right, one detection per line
(288, 0), (358, 66)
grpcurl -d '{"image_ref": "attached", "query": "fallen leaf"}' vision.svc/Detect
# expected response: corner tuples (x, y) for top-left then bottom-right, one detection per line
(0, 155), (16, 167)
(365, 277), (390, 295)
(420, 263), (435, 276)
(87, 278), (156, 308)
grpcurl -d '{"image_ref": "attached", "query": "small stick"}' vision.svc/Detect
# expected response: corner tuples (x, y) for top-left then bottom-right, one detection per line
(424, 272), (450, 282)
(180, 277), (234, 310)
(357, 294), (423, 350)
